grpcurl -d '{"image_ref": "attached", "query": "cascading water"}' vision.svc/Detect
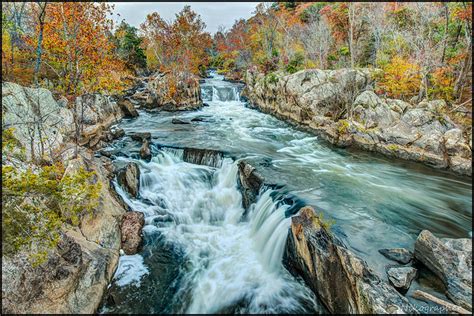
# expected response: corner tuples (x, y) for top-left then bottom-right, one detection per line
(100, 70), (471, 313)
(101, 149), (321, 314)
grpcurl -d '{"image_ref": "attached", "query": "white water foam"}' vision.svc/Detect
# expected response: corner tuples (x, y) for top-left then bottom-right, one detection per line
(112, 150), (319, 313)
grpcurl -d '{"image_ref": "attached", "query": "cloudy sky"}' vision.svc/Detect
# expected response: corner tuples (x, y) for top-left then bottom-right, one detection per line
(111, 2), (259, 34)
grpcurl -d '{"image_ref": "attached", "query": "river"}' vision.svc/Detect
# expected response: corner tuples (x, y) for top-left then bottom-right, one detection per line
(99, 71), (472, 313)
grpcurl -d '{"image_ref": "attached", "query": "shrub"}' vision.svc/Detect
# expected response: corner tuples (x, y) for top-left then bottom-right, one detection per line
(286, 51), (305, 74)
(377, 56), (421, 100)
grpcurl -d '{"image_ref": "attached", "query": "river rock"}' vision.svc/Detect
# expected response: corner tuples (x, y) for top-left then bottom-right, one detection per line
(117, 162), (141, 198)
(130, 132), (151, 142)
(283, 206), (417, 314)
(121, 211), (145, 255)
(379, 248), (413, 264)
(387, 267), (417, 290)
(414, 230), (472, 310)
(182, 147), (223, 168)
(117, 98), (139, 118)
(171, 118), (191, 124)
(237, 161), (265, 212)
(140, 139), (152, 161)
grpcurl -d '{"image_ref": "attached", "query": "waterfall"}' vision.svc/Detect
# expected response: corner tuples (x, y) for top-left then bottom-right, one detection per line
(110, 149), (319, 313)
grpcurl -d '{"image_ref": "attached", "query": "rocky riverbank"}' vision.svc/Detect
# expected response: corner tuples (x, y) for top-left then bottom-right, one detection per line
(1, 82), (138, 313)
(243, 69), (472, 176)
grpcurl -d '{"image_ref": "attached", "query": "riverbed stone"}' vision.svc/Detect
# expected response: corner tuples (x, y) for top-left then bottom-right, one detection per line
(182, 147), (223, 168)
(121, 211), (145, 255)
(171, 118), (191, 124)
(387, 267), (417, 290)
(140, 139), (152, 161)
(283, 206), (418, 314)
(237, 160), (265, 212)
(379, 248), (413, 264)
(130, 132), (151, 142)
(117, 162), (141, 198)
(414, 230), (472, 310)
(117, 98), (139, 118)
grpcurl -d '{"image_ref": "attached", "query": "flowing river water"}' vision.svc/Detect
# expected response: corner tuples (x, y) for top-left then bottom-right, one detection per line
(99, 72), (472, 313)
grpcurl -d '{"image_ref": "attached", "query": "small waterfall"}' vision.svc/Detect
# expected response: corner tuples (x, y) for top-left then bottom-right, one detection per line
(109, 148), (319, 313)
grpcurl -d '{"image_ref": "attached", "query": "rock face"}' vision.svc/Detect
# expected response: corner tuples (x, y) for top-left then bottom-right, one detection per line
(121, 211), (145, 255)
(1, 149), (126, 314)
(116, 162), (141, 198)
(387, 267), (417, 290)
(2, 82), (75, 160)
(283, 206), (418, 314)
(244, 69), (472, 176)
(182, 147), (223, 168)
(237, 160), (265, 211)
(117, 98), (139, 118)
(414, 230), (472, 310)
(379, 248), (413, 264)
(127, 71), (202, 111)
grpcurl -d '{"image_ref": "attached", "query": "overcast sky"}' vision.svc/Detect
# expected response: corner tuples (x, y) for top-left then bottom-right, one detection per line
(111, 2), (259, 34)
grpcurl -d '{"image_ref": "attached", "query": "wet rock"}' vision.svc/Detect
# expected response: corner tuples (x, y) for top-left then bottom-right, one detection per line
(237, 161), (264, 211)
(191, 117), (205, 122)
(121, 211), (145, 255)
(414, 230), (472, 310)
(117, 98), (139, 118)
(283, 206), (418, 314)
(171, 118), (191, 124)
(117, 162), (141, 198)
(130, 132), (151, 142)
(182, 147), (223, 168)
(111, 128), (125, 139)
(379, 248), (413, 264)
(387, 267), (417, 290)
(140, 139), (152, 161)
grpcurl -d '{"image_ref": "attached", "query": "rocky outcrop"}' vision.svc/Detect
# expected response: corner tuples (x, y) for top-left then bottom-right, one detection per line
(283, 206), (418, 314)
(120, 211), (145, 255)
(387, 267), (417, 291)
(182, 147), (223, 168)
(117, 98), (139, 118)
(379, 248), (413, 264)
(2, 149), (126, 314)
(127, 71), (203, 111)
(414, 230), (472, 310)
(116, 162), (141, 198)
(237, 160), (265, 211)
(244, 69), (472, 176)
(2, 82), (75, 161)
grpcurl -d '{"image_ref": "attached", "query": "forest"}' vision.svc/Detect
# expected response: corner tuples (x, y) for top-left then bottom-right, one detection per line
(1, 2), (473, 315)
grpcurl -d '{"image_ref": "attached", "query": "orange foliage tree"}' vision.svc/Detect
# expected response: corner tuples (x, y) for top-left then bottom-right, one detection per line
(141, 5), (212, 76)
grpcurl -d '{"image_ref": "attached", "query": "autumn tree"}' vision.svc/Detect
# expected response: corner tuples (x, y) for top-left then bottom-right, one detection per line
(141, 5), (212, 77)
(113, 20), (147, 74)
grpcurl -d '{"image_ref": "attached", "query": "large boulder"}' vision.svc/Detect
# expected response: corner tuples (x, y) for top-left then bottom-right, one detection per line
(2, 149), (126, 314)
(182, 147), (223, 168)
(283, 206), (417, 314)
(2, 82), (74, 160)
(379, 248), (413, 264)
(117, 98), (139, 118)
(143, 71), (202, 111)
(414, 230), (472, 311)
(140, 139), (152, 161)
(120, 211), (145, 255)
(116, 162), (141, 198)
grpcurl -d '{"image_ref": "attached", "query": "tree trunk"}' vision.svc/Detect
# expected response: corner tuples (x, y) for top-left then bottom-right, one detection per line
(34, 2), (48, 87)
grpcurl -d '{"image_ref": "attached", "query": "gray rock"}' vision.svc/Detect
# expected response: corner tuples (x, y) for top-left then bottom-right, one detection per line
(171, 118), (191, 124)
(182, 147), (223, 168)
(117, 162), (141, 198)
(379, 248), (413, 264)
(130, 132), (151, 142)
(414, 230), (472, 310)
(121, 211), (145, 255)
(283, 206), (418, 314)
(387, 267), (417, 290)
